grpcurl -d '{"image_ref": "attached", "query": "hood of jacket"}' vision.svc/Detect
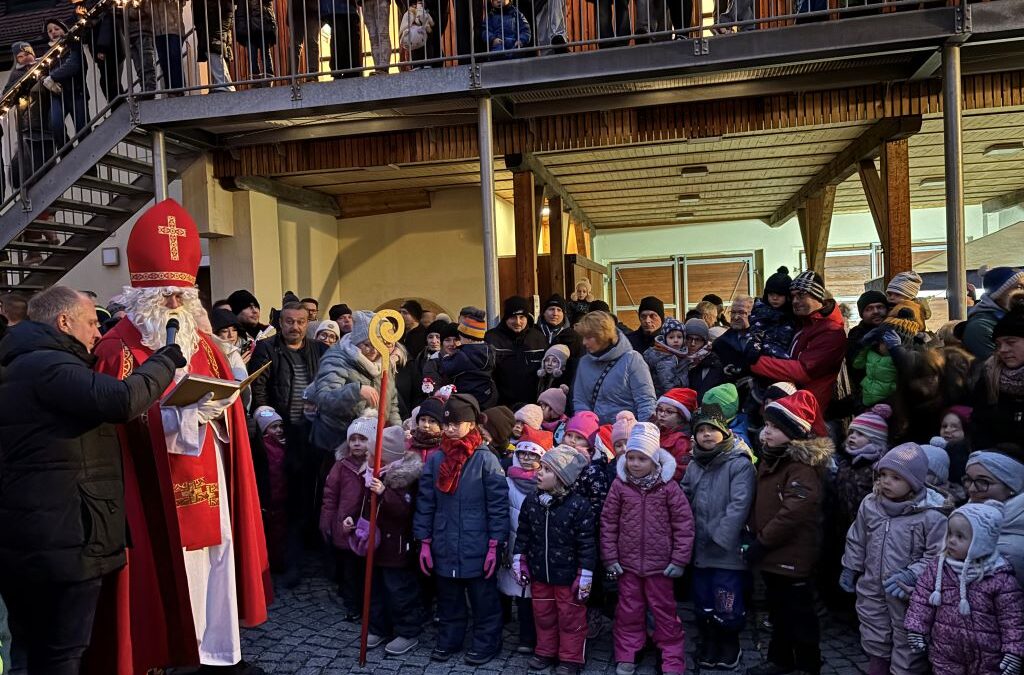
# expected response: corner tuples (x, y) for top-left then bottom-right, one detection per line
(969, 293), (1005, 320)
(0, 320), (93, 368)
(651, 335), (687, 358)
(383, 450), (424, 489)
(594, 330), (634, 362)
(1002, 493), (1024, 536)
(615, 448), (678, 483)
(785, 435), (835, 468)
(327, 334), (383, 378)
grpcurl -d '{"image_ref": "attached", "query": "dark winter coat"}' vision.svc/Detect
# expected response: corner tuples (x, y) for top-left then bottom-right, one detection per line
(413, 445), (510, 578)
(194, 0), (235, 59)
(486, 323), (547, 409)
(320, 456), (368, 551)
(572, 455), (611, 527)
(749, 299), (796, 360)
(248, 334), (327, 421)
(538, 319), (583, 359)
(47, 38), (88, 98)
(514, 490), (597, 585)
(686, 351), (726, 401)
(970, 357), (1024, 450)
(751, 436), (834, 578)
(0, 321), (177, 583)
(481, 3), (531, 51)
(627, 328), (658, 354)
(439, 342), (498, 409)
(962, 295), (1005, 361)
(368, 451), (423, 568)
(236, 0), (279, 45)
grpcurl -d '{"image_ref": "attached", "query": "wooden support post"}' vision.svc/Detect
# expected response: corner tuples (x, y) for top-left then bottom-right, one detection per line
(796, 186), (835, 279)
(512, 169), (538, 299)
(858, 159), (888, 246)
(881, 139), (912, 282)
(574, 217), (587, 257)
(548, 196), (566, 298)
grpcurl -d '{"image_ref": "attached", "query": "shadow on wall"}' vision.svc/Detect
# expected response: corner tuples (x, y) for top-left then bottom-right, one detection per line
(376, 297), (449, 318)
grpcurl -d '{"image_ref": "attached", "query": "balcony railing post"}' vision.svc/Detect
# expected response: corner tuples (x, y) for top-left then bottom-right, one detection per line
(478, 96), (500, 325)
(152, 129), (168, 203)
(942, 41), (966, 321)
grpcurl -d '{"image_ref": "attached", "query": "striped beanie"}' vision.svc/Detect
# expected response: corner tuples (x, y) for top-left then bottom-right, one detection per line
(790, 270), (826, 302)
(848, 403), (892, 444)
(886, 270), (923, 300)
(458, 307), (487, 340)
(981, 266), (1024, 302)
(763, 390), (819, 440)
(764, 381), (797, 402)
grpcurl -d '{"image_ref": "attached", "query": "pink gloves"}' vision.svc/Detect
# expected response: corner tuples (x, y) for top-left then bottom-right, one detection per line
(483, 539), (499, 578)
(419, 539), (433, 576)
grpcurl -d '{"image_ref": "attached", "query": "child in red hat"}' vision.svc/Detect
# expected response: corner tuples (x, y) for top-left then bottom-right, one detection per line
(653, 388), (698, 481)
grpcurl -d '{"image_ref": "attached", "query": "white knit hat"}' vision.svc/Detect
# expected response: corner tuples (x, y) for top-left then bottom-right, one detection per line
(347, 411), (378, 441)
(514, 404), (544, 431)
(930, 500), (1006, 615)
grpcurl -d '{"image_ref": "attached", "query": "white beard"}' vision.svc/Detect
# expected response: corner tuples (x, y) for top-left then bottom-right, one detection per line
(114, 286), (205, 361)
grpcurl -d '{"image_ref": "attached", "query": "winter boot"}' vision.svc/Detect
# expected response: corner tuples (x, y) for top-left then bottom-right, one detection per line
(698, 620), (721, 668)
(716, 629), (742, 669)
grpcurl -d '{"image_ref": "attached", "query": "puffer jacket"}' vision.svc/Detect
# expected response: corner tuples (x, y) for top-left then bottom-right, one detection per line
(369, 451), (423, 568)
(681, 438), (756, 570)
(439, 342), (497, 410)
(643, 339), (688, 396)
(481, 3), (531, 51)
(572, 454), (611, 527)
(853, 346), (897, 406)
(413, 445), (510, 578)
(660, 426), (691, 482)
(600, 450), (694, 576)
(236, 0), (279, 45)
(486, 323), (546, 408)
(751, 436), (835, 578)
(514, 490), (597, 587)
(308, 336), (401, 451)
(999, 493), (1024, 588)
(320, 457), (368, 551)
(573, 331), (656, 424)
(749, 299), (796, 360)
(905, 557), (1024, 675)
(832, 446), (883, 526)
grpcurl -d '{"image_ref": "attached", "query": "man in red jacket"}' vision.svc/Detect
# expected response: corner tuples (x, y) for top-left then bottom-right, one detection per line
(750, 271), (846, 435)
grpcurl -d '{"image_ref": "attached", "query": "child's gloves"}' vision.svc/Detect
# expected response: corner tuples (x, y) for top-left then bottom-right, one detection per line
(418, 539), (433, 575)
(606, 562), (623, 578)
(575, 569), (593, 601)
(838, 568), (858, 593)
(879, 329), (902, 350)
(1001, 654), (1022, 675)
(883, 568), (917, 600)
(663, 563), (685, 578)
(907, 632), (927, 654)
(483, 539), (499, 578)
(513, 554), (530, 585)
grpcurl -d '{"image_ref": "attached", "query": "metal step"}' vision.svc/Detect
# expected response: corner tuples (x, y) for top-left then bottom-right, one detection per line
(30, 219), (108, 236)
(98, 153), (154, 175)
(124, 130), (197, 154)
(0, 262), (66, 273)
(74, 174), (150, 197)
(0, 283), (46, 292)
(4, 240), (88, 254)
(51, 198), (131, 218)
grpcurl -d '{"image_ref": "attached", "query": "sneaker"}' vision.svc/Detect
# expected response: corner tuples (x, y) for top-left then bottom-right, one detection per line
(384, 636), (418, 655)
(366, 633), (385, 649)
(555, 665), (581, 675)
(529, 654), (556, 670)
(716, 632), (742, 669)
(746, 663), (794, 675)
(465, 649), (500, 665)
(342, 612), (362, 623)
(431, 647), (455, 662)
(616, 663), (637, 675)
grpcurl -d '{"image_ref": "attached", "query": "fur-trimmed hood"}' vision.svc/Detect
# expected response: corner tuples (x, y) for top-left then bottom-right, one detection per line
(382, 450), (424, 489)
(785, 435), (835, 467)
(615, 448), (678, 483)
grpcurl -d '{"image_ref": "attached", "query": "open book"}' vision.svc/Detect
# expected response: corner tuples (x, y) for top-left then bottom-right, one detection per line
(161, 361), (271, 408)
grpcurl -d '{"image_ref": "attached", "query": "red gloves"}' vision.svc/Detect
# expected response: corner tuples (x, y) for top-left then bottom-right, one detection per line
(419, 539), (433, 576)
(483, 539), (499, 578)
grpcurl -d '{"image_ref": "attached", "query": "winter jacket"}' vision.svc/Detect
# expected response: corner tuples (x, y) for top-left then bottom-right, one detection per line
(681, 439), (756, 570)
(627, 328), (658, 354)
(194, 0), (235, 59)
(308, 337), (401, 451)
(573, 331), (656, 424)
(481, 3), (531, 51)
(486, 323), (546, 408)
(413, 445), (510, 578)
(150, 0), (186, 36)
(660, 427), (691, 482)
(514, 490), (597, 586)
(749, 299), (796, 360)
(0, 321), (177, 583)
(643, 340), (688, 396)
(249, 334), (327, 423)
(832, 448), (882, 527)
(854, 346), (897, 406)
(320, 457), (368, 551)
(367, 451), (423, 568)
(963, 295), (1005, 361)
(572, 455), (611, 528)
(600, 451), (695, 576)
(750, 436), (835, 578)
(711, 327), (752, 372)
(687, 352), (726, 401)
(970, 357), (1024, 450)
(439, 343), (498, 410)
(538, 319), (583, 359)
(236, 0), (279, 45)
(498, 465), (535, 597)
(905, 557), (1024, 675)
(751, 300), (846, 433)
(999, 494), (1024, 588)
(46, 37), (88, 97)
(4, 65), (51, 139)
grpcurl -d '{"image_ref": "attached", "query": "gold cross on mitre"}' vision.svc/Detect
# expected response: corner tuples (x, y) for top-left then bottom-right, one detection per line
(157, 215), (186, 262)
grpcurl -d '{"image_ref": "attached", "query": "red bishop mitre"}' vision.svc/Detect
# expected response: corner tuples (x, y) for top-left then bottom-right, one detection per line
(127, 198), (202, 288)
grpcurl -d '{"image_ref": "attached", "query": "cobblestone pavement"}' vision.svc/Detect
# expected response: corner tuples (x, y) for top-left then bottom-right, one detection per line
(242, 557), (867, 675)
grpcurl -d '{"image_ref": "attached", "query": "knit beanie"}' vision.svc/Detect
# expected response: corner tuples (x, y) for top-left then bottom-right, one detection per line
(658, 388), (698, 421)
(930, 500), (1006, 615)
(349, 310), (375, 346)
(661, 317), (685, 337)
(763, 390), (819, 441)
(702, 383), (739, 421)
(537, 385), (569, 417)
(544, 294), (567, 313)
(444, 393), (481, 425)
(211, 308), (241, 334)
(692, 405), (732, 438)
(347, 412), (378, 442)
(565, 411), (600, 443)
(764, 266), (793, 297)
(848, 403), (892, 445)
(400, 299), (424, 321)
(315, 320), (340, 341)
(790, 270), (826, 302)
(883, 301), (926, 341)
(381, 426), (408, 464)
(426, 319), (451, 338)
(611, 410), (638, 444)
(503, 296), (532, 322)
(857, 290), (889, 315)
(417, 397), (445, 425)
(876, 443), (929, 494)
(981, 266), (1024, 302)
(625, 422), (661, 459)
(515, 425), (554, 458)
(227, 289), (260, 315)
(993, 308), (1024, 341)
(922, 436), (950, 484)
(482, 406), (515, 446)
(684, 318), (710, 342)
(764, 381), (798, 402)
(11, 41), (33, 59)
(515, 404), (544, 431)
(253, 406), (283, 434)
(537, 343), (571, 377)
(458, 307), (487, 340)
(638, 296), (665, 320)
(966, 451), (1024, 495)
(886, 270), (923, 301)
(589, 300), (611, 313)
(329, 303), (352, 321)
(541, 446), (589, 487)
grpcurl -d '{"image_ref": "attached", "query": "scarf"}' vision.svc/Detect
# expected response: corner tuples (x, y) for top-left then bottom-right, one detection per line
(848, 440), (885, 466)
(686, 344), (712, 370)
(877, 491), (919, 517)
(410, 427), (443, 455)
(999, 363), (1024, 398)
(692, 438), (732, 467)
(541, 416), (567, 433)
(626, 470), (660, 492)
(652, 336), (687, 359)
(930, 552), (1008, 615)
(437, 429), (483, 494)
(508, 465), (539, 495)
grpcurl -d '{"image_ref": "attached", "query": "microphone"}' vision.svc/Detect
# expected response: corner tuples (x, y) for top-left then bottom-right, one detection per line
(166, 318), (180, 346)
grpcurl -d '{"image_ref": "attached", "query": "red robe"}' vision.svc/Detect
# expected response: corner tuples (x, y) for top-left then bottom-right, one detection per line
(84, 319), (272, 675)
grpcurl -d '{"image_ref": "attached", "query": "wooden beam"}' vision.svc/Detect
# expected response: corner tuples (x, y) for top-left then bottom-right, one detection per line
(858, 158), (888, 244)
(797, 186), (836, 279)
(881, 139), (912, 282)
(548, 196), (566, 299)
(512, 169), (538, 299)
(763, 116), (922, 227)
(335, 189), (431, 218)
(220, 175), (341, 216)
(573, 218), (587, 258)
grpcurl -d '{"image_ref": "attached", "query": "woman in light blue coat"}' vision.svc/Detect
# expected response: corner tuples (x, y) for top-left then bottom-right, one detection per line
(572, 311), (656, 424)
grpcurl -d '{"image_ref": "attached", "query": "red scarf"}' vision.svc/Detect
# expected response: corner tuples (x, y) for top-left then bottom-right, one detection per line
(437, 429), (483, 494)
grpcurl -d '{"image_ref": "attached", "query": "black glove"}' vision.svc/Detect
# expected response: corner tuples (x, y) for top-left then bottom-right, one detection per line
(154, 343), (188, 369)
(742, 339), (762, 367)
(742, 539), (767, 566)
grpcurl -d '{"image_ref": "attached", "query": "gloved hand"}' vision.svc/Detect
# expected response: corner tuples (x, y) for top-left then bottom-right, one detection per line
(879, 329), (902, 350)
(838, 568), (858, 593)
(663, 563), (685, 578)
(883, 568), (918, 600)
(742, 539), (767, 566)
(196, 391), (238, 424)
(1001, 654), (1022, 675)
(907, 632), (927, 654)
(513, 554), (530, 586)
(723, 363), (748, 378)
(43, 76), (62, 94)
(418, 539), (433, 575)
(153, 343), (187, 369)
(483, 539), (499, 578)
(606, 562), (623, 578)
(575, 569), (593, 601)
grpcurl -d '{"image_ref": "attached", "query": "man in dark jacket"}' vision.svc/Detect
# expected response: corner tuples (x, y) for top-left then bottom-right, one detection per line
(0, 285), (183, 674)
(627, 296), (665, 353)
(845, 290), (888, 382)
(537, 294), (583, 358)
(486, 296), (547, 409)
(229, 288), (269, 343)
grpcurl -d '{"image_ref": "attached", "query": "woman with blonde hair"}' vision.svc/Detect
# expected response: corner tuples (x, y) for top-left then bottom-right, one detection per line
(572, 311), (656, 424)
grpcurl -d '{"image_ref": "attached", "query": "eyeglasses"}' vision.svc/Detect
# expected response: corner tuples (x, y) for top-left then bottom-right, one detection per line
(684, 336), (706, 344)
(962, 476), (995, 492)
